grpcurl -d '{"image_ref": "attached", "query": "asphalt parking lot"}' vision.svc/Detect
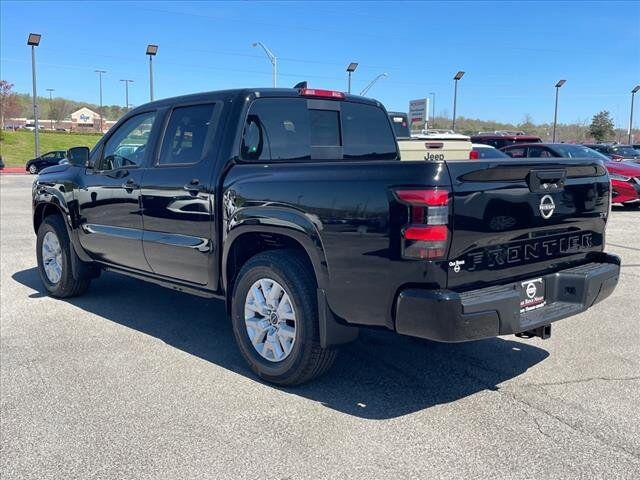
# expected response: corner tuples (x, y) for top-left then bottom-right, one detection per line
(1, 173), (639, 479)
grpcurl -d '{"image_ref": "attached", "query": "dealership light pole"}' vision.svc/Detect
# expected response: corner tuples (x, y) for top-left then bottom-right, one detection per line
(252, 42), (277, 87)
(452, 71), (464, 131)
(346, 62), (358, 94)
(120, 79), (133, 111)
(552, 79), (566, 142)
(146, 44), (158, 101)
(94, 70), (106, 132)
(27, 33), (41, 157)
(46, 88), (54, 130)
(360, 73), (388, 96)
(629, 85), (640, 144)
(429, 92), (436, 128)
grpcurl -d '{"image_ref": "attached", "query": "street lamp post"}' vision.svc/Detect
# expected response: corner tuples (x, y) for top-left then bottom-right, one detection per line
(629, 85), (640, 144)
(146, 44), (158, 101)
(46, 88), (54, 130)
(429, 92), (436, 128)
(346, 62), (358, 94)
(552, 79), (566, 142)
(252, 42), (277, 87)
(27, 33), (41, 157)
(359, 73), (388, 96)
(94, 70), (106, 132)
(120, 79), (133, 111)
(452, 71), (464, 131)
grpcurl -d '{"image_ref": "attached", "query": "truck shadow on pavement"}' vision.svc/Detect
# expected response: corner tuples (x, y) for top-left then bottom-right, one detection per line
(13, 267), (549, 420)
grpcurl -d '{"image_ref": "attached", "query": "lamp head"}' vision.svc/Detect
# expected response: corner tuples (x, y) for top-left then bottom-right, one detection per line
(27, 33), (41, 46)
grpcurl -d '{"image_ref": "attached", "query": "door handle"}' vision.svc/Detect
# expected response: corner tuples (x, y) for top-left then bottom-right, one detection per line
(183, 179), (203, 195)
(122, 179), (139, 192)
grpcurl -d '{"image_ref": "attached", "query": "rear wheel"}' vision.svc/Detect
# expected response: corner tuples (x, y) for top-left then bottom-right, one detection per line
(36, 215), (92, 298)
(231, 250), (337, 385)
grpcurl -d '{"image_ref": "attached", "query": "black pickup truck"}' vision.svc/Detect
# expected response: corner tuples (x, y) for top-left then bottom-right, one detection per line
(32, 87), (620, 385)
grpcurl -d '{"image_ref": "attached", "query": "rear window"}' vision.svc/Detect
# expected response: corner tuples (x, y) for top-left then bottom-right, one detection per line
(342, 102), (397, 160)
(241, 98), (397, 162)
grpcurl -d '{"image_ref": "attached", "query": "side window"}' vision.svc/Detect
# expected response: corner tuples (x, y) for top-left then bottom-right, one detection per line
(506, 147), (526, 158)
(158, 103), (220, 165)
(241, 98), (310, 161)
(528, 146), (553, 158)
(100, 112), (156, 170)
(341, 102), (397, 160)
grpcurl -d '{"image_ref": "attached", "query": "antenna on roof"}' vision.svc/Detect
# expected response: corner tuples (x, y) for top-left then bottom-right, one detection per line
(293, 81), (307, 89)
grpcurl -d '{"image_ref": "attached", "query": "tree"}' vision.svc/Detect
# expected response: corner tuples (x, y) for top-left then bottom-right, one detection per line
(49, 99), (70, 126)
(588, 110), (615, 142)
(0, 80), (21, 129)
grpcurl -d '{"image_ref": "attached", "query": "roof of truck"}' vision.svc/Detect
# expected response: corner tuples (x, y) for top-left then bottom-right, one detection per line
(134, 88), (381, 113)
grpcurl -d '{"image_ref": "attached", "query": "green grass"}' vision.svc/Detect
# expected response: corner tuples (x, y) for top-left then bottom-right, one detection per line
(0, 130), (102, 167)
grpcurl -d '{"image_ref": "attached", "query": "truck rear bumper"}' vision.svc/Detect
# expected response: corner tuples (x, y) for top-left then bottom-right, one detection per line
(395, 253), (621, 342)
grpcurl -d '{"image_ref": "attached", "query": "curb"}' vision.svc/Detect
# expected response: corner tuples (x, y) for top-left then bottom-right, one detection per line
(0, 168), (28, 174)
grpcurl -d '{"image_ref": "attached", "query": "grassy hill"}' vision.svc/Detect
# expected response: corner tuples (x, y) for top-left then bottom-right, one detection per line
(0, 131), (101, 167)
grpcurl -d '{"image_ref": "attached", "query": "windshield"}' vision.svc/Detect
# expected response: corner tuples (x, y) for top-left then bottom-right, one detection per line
(612, 146), (640, 157)
(553, 144), (610, 160)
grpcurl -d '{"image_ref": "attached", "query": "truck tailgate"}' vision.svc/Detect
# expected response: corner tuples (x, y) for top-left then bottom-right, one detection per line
(445, 159), (610, 290)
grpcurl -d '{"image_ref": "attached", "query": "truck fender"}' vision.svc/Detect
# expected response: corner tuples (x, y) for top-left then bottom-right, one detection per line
(222, 205), (329, 292)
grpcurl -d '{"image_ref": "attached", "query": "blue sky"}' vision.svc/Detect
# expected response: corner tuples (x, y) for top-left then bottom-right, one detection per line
(1, 1), (639, 125)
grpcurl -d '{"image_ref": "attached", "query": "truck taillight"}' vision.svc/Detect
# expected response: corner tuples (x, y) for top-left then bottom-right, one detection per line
(469, 150), (479, 159)
(395, 189), (450, 260)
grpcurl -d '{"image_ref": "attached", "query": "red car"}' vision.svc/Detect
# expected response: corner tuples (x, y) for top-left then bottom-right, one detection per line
(501, 143), (640, 208)
(470, 131), (541, 149)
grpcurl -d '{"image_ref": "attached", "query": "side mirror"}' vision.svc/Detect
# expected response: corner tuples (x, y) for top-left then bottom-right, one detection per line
(67, 146), (90, 167)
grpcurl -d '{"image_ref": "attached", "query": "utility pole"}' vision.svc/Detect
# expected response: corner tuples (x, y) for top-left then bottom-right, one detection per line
(120, 79), (133, 111)
(146, 44), (158, 101)
(552, 79), (566, 142)
(452, 71), (464, 131)
(28, 33), (41, 157)
(46, 88), (54, 129)
(95, 70), (106, 132)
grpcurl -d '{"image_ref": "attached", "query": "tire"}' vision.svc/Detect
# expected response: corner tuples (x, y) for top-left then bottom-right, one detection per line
(36, 215), (91, 298)
(28, 164), (38, 174)
(231, 250), (337, 386)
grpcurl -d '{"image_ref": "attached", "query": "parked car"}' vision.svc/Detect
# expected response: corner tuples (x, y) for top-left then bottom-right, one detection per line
(583, 144), (640, 161)
(470, 131), (541, 149)
(25, 150), (68, 174)
(32, 87), (620, 385)
(387, 111), (410, 138)
(501, 143), (640, 207)
(470, 143), (510, 159)
(399, 129), (472, 161)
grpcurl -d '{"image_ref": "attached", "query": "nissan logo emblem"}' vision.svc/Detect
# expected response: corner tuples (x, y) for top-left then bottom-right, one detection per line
(539, 195), (555, 219)
(525, 282), (537, 299)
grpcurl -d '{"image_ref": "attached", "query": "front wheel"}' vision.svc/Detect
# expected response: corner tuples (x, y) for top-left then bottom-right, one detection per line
(36, 215), (92, 298)
(28, 164), (38, 174)
(231, 250), (337, 385)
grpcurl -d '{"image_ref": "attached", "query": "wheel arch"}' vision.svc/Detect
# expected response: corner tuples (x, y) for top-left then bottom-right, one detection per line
(223, 223), (329, 302)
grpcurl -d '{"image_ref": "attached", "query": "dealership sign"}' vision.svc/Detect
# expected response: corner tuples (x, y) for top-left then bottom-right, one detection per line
(409, 98), (430, 131)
